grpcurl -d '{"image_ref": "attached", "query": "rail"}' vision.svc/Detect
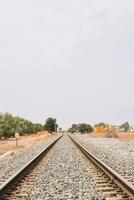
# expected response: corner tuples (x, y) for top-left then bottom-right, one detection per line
(0, 134), (63, 198)
(69, 134), (134, 199)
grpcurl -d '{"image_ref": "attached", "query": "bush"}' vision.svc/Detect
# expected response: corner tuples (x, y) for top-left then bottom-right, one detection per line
(0, 113), (44, 138)
(68, 123), (93, 134)
(105, 127), (118, 138)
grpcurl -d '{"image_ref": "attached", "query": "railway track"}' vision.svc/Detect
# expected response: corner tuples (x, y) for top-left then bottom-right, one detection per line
(0, 134), (133, 200)
(69, 134), (134, 200)
(0, 135), (62, 200)
(73, 135), (134, 186)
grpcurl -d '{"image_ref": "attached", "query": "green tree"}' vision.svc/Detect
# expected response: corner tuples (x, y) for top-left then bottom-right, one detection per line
(0, 113), (45, 138)
(68, 124), (78, 133)
(0, 113), (16, 138)
(68, 123), (93, 134)
(78, 123), (93, 133)
(44, 118), (58, 133)
(120, 122), (130, 132)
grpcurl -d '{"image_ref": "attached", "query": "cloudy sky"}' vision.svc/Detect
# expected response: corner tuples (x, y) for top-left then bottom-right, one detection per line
(0, 0), (134, 128)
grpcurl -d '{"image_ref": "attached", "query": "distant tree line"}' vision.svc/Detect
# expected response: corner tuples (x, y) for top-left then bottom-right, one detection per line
(0, 113), (58, 138)
(0, 112), (132, 138)
(68, 123), (93, 133)
(68, 121), (132, 134)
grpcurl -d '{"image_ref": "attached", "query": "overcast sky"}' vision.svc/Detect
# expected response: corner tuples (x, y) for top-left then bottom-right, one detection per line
(0, 0), (134, 128)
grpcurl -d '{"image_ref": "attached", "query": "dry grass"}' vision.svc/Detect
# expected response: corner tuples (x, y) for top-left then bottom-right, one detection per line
(91, 132), (111, 138)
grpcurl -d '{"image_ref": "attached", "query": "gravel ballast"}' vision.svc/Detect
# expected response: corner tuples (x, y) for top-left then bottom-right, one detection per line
(27, 135), (103, 200)
(73, 134), (134, 184)
(0, 136), (59, 185)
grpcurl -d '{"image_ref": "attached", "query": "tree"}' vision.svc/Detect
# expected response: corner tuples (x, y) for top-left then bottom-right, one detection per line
(68, 124), (78, 133)
(0, 113), (45, 138)
(120, 122), (130, 132)
(78, 123), (93, 133)
(94, 122), (108, 128)
(44, 118), (58, 133)
(94, 122), (109, 133)
(68, 123), (93, 134)
(0, 113), (16, 138)
(34, 123), (44, 133)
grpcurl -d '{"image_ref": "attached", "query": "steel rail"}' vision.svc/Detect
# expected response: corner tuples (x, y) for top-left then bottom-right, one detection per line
(69, 134), (134, 199)
(0, 134), (63, 198)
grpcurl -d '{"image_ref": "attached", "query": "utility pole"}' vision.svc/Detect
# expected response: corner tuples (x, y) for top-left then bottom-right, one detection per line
(15, 133), (19, 147)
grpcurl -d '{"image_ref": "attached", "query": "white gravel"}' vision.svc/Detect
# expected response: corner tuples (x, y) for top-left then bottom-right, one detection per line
(0, 136), (58, 185)
(73, 134), (134, 184)
(27, 135), (103, 200)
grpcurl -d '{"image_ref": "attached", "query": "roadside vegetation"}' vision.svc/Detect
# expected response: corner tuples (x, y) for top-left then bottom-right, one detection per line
(68, 123), (93, 133)
(94, 123), (117, 138)
(68, 121), (133, 137)
(44, 117), (58, 133)
(0, 113), (58, 138)
(0, 112), (133, 139)
(120, 122), (130, 132)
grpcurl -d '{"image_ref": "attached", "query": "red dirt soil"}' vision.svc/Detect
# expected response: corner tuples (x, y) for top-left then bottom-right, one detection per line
(0, 131), (56, 156)
(91, 132), (134, 141)
(117, 132), (134, 141)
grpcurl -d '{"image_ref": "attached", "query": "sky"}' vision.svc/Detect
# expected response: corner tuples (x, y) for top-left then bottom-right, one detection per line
(0, 0), (134, 128)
